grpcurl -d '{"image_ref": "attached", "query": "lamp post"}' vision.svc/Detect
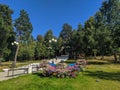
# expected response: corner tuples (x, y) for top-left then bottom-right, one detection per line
(49, 38), (57, 61)
(12, 41), (19, 67)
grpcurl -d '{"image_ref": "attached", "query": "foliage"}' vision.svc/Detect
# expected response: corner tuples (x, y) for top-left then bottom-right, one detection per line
(83, 17), (96, 55)
(14, 10), (34, 61)
(98, 0), (120, 61)
(44, 30), (57, 58)
(60, 23), (72, 45)
(0, 0), (120, 62)
(18, 36), (36, 60)
(59, 23), (72, 54)
(67, 0), (120, 60)
(14, 10), (33, 38)
(0, 4), (14, 60)
(56, 37), (63, 55)
(69, 24), (84, 59)
(35, 35), (46, 59)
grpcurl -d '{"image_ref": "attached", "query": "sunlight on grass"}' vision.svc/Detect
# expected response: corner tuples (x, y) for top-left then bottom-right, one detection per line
(0, 57), (120, 90)
(0, 71), (120, 90)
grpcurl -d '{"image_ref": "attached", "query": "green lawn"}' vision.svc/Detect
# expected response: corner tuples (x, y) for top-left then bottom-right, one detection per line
(0, 59), (120, 90)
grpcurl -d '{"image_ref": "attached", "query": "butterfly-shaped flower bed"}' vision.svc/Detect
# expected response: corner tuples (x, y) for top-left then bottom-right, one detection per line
(39, 60), (86, 78)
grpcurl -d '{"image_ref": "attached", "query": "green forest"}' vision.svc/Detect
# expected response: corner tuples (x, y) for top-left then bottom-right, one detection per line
(0, 0), (120, 64)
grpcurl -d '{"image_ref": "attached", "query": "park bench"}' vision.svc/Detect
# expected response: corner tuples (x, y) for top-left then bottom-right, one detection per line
(7, 68), (28, 76)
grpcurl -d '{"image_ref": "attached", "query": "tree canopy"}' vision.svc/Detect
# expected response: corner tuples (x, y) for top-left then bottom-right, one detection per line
(0, 0), (120, 62)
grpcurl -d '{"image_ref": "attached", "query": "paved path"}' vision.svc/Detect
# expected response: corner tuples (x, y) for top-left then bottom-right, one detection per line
(0, 70), (26, 81)
(0, 55), (68, 81)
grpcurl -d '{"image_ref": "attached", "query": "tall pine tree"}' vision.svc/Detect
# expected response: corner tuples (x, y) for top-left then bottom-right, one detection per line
(14, 10), (33, 63)
(0, 4), (14, 64)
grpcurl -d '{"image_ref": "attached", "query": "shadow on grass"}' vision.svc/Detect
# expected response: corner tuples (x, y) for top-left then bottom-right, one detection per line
(87, 60), (120, 65)
(84, 70), (120, 82)
(32, 72), (42, 76)
(32, 72), (50, 78)
(64, 60), (76, 64)
(87, 61), (107, 65)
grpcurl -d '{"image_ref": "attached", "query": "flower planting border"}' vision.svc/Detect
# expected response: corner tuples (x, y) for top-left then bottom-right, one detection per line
(39, 60), (86, 78)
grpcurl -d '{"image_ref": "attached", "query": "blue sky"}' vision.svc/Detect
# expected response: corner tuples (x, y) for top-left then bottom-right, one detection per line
(0, 0), (104, 38)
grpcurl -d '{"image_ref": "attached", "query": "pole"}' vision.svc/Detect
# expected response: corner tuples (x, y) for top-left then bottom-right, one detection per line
(14, 43), (19, 66)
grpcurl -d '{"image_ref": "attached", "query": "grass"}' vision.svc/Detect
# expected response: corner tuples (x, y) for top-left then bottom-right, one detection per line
(0, 57), (120, 90)
(64, 60), (76, 64)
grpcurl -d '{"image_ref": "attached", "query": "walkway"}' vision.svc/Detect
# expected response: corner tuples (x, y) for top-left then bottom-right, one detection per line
(0, 55), (68, 81)
(0, 70), (26, 81)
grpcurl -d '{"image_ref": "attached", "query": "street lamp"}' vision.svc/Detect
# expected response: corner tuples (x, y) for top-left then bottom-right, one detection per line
(12, 41), (19, 46)
(48, 38), (57, 60)
(12, 41), (19, 67)
(49, 38), (57, 43)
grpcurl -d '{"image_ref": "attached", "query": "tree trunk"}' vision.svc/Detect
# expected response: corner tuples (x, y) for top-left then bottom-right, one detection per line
(114, 51), (117, 63)
(118, 54), (120, 63)
(101, 52), (104, 60)
(94, 52), (96, 59)
(75, 51), (78, 60)
(0, 61), (2, 66)
(0, 54), (3, 66)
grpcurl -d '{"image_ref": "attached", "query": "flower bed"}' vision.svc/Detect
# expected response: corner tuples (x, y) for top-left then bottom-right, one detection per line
(39, 60), (86, 78)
